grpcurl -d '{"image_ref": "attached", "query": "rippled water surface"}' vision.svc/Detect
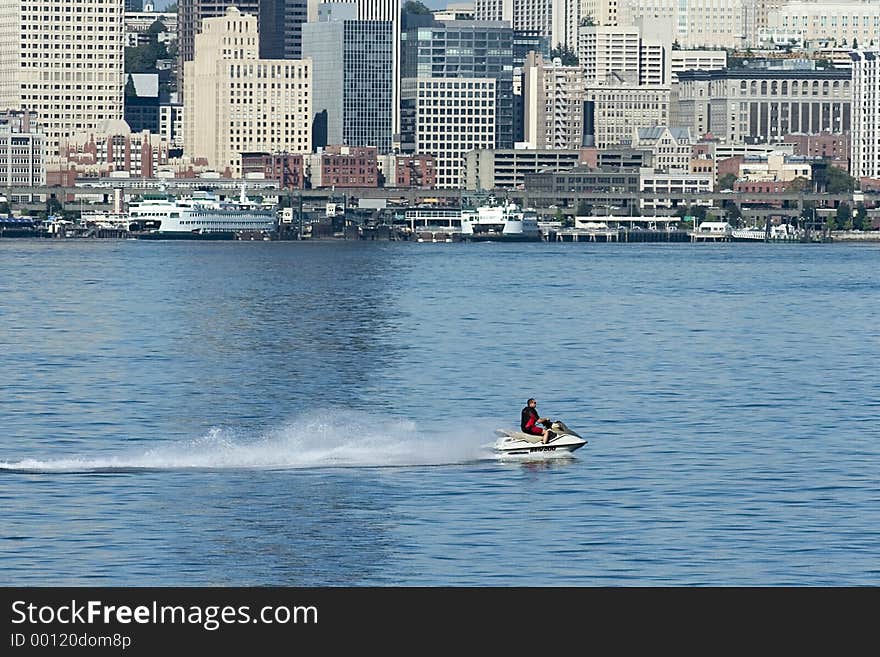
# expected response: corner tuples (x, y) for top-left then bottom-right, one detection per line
(2, 240), (878, 585)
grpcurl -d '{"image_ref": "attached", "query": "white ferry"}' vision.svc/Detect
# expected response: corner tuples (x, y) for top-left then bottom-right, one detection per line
(402, 202), (543, 242)
(460, 202), (542, 242)
(130, 187), (276, 238)
(731, 224), (800, 242)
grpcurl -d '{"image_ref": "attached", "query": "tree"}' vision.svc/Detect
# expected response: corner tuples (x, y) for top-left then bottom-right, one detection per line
(836, 201), (852, 228)
(825, 167), (855, 194)
(854, 201), (868, 230)
(789, 176), (810, 192)
(549, 46), (578, 66)
(46, 197), (62, 216)
(800, 200), (816, 223)
(725, 201), (743, 226)
(717, 173), (737, 190)
(576, 200), (592, 216)
(579, 16), (595, 27)
(403, 0), (431, 14)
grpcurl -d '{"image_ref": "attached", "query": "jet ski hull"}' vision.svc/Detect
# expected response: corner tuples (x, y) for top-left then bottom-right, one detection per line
(494, 425), (587, 456)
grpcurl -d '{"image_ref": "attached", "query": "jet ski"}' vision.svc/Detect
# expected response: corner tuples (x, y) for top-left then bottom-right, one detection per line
(493, 420), (587, 456)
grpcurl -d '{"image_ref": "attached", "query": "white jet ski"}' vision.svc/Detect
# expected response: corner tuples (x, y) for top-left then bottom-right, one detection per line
(493, 420), (587, 456)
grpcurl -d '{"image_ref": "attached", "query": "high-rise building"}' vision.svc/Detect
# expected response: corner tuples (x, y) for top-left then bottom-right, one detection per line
(401, 17), (515, 150)
(513, 30), (551, 143)
(768, 2), (880, 49)
(401, 77), (497, 188)
(580, 0), (620, 26)
(578, 24), (675, 87)
(356, 0), (402, 148)
(177, 0), (260, 96)
(851, 50), (880, 181)
(585, 79), (671, 148)
(617, 0), (755, 48)
(302, 10), (394, 152)
(677, 67), (852, 145)
(183, 8), (311, 174)
(0, 110), (45, 188)
(474, 0), (579, 50)
(0, 0), (126, 156)
(523, 52), (585, 149)
(258, 0), (308, 60)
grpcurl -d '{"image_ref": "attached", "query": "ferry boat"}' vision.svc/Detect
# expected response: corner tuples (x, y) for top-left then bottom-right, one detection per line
(731, 224), (799, 242)
(131, 187), (276, 239)
(460, 203), (543, 242)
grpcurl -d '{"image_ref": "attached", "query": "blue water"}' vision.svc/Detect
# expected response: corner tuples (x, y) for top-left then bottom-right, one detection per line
(1, 239), (879, 585)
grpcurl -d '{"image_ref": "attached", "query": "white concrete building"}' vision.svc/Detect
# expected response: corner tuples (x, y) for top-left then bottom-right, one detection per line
(464, 147), (586, 190)
(0, 0), (125, 156)
(402, 77), (497, 188)
(183, 8), (312, 175)
(738, 151), (813, 182)
(768, 2), (880, 48)
(639, 168), (713, 209)
(669, 50), (727, 83)
(851, 50), (880, 181)
(523, 52), (585, 150)
(0, 110), (45, 188)
(617, 0), (755, 48)
(474, 0), (579, 50)
(581, 0), (620, 26)
(587, 79), (671, 148)
(578, 25), (667, 86)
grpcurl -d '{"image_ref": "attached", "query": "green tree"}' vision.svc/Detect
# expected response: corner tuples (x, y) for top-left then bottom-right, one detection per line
(717, 173), (737, 190)
(836, 201), (852, 228)
(725, 201), (743, 226)
(549, 46), (579, 66)
(579, 16), (595, 27)
(404, 1), (432, 14)
(0, 201), (10, 215)
(46, 197), (62, 216)
(789, 176), (810, 192)
(825, 166), (855, 193)
(576, 199), (592, 216)
(854, 201), (868, 230)
(800, 200), (815, 223)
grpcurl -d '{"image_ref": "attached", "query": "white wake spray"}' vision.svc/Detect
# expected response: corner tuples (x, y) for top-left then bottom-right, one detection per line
(0, 408), (499, 472)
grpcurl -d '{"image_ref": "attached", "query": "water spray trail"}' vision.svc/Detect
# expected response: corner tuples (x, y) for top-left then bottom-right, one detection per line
(0, 409), (500, 472)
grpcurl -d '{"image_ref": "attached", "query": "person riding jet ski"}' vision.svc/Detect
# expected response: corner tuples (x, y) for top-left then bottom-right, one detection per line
(520, 398), (555, 444)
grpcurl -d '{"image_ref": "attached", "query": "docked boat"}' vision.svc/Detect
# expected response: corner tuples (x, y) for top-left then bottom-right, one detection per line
(461, 203), (543, 242)
(731, 224), (799, 242)
(131, 187), (276, 239)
